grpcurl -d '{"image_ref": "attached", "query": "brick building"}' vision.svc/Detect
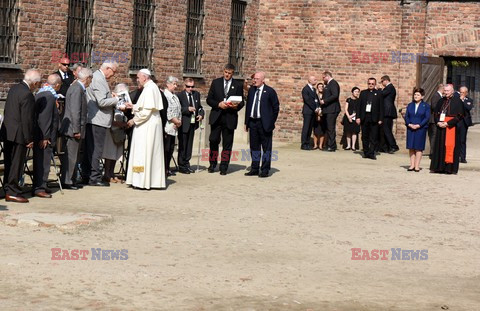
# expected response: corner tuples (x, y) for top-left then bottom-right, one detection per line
(1, 0), (479, 143)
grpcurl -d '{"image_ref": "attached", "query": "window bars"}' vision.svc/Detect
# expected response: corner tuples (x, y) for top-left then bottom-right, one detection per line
(131, 0), (155, 71)
(229, 0), (246, 76)
(0, 0), (19, 64)
(184, 0), (205, 74)
(66, 0), (94, 65)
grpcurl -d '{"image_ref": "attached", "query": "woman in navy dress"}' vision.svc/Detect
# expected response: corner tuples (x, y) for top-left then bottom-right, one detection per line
(405, 88), (430, 172)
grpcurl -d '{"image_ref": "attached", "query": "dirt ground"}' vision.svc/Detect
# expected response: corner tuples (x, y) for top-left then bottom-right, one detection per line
(1, 127), (479, 311)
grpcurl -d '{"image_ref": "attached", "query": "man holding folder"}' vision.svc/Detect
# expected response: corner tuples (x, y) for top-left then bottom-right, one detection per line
(206, 64), (244, 175)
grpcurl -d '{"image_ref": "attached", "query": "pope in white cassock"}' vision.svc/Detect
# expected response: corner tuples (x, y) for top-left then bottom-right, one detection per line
(126, 69), (166, 189)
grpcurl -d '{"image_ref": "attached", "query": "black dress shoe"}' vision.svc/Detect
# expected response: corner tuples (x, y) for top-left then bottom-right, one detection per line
(179, 168), (190, 174)
(370, 155), (377, 160)
(390, 147), (400, 153)
(300, 146), (310, 150)
(326, 148), (336, 152)
(62, 184), (79, 190)
(167, 170), (176, 177)
(89, 181), (110, 187)
(220, 170), (227, 175)
(407, 168), (415, 171)
(44, 187), (53, 194)
(244, 170), (259, 176)
(208, 165), (216, 173)
(259, 171), (269, 178)
(187, 168), (195, 173)
(460, 159), (467, 164)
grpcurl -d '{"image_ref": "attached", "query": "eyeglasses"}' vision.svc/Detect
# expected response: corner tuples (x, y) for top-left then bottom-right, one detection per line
(61, 63), (69, 66)
(185, 85), (195, 88)
(368, 83), (375, 85)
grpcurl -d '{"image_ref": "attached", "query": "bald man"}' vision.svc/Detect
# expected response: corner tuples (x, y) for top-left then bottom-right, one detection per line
(32, 74), (63, 198)
(1, 69), (42, 203)
(301, 75), (319, 150)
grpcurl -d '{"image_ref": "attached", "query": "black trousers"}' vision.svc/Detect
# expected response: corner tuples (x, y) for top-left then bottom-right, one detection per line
(428, 123), (437, 156)
(177, 125), (195, 170)
(301, 113), (315, 147)
(33, 142), (53, 193)
(3, 141), (27, 197)
(248, 118), (273, 173)
(209, 116), (235, 171)
(164, 134), (176, 172)
(361, 120), (379, 158)
(325, 112), (339, 150)
(82, 123), (107, 183)
(458, 122), (469, 161)
(60, 136), (81, 185)
(383, 117), (398, 150)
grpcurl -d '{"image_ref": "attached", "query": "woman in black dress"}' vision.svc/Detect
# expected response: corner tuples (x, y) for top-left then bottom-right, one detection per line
(342, 87), (361, 150)
(312, 82), (326, 149)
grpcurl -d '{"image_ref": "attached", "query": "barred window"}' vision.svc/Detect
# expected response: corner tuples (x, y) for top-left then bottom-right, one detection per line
(66, 0), (94, 65)
(131, 0), (155, 70)
(184, 0), (205, 74)
(0, 0), (19, 64)
(229, 0), (246, 76)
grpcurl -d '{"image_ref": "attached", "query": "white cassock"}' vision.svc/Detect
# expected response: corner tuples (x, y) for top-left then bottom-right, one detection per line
(126, 80), (166, 189)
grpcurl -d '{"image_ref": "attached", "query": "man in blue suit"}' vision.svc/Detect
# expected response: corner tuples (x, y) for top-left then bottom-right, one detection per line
(244, 72), (280, 178)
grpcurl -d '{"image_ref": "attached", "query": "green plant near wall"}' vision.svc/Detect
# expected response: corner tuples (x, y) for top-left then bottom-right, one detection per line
(451, 60), (469, 67)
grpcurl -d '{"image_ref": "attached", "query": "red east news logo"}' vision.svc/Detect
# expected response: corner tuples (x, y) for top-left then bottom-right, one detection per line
(51, 248), (128, 260)
(351, 248), (428, 260)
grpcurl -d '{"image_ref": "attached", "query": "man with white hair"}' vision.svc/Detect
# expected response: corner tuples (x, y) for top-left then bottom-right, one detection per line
(126, 69), (166, 189)
(82, 61), (130, 186)
(1, 69), (42, 203)
(301, 75), (319, 150)
(32, 74), (62, 198)
(60, 68), (93, 189)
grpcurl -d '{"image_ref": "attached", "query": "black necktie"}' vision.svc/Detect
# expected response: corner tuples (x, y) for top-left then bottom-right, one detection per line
(224, 80), (229, 98)
(253, 88), (260, 118)
(188, 93), (194, 107)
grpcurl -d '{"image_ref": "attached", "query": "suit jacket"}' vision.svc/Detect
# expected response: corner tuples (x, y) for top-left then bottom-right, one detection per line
(34, 91), (59, 144)
(382, 83), (397, 118)
(321, 79), (340, 114)
(61, 81), (88, 138)
(405, 101), (430, 130)
(86, 69), (119, 128)
(358, 89), (384, 123)
(177, 90), (204, 133)
(301, 84), (319, 115)
(159, 89), (169, 135)
(429, 91), (442, 124)
(245, 84), (280, 133)
(0, 81), (35, 144)
(206, 77), (245, 130)
(462, 96), (474, 127)
(55, 70), (75, 97)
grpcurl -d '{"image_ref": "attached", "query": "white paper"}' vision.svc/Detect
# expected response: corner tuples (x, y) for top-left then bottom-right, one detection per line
(117, 90), (132, 104)
(226, 96), (242, 104)
(439, 113), (446, 122)
(366, 104), (372, 112)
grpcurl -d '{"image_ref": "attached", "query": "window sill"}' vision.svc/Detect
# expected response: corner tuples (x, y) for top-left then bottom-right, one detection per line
(182, 73), (204, 79)
(0, 63), (22, 70)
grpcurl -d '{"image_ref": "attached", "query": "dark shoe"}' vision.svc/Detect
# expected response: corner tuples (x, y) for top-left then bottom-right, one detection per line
(259, 171), (269, 178)
(34, 191), (52, 198)
(179, 168), (190, 174)
(167, 170), (176, 177)
(326, 148), (336, 152)
(345, 147), (351, 150)
(407, 168), (415, 172)
(390, 147), (400, 153)
(245, 170), (259, 176)
(44, 187), (53, 194)
(370, 155), (377, 160)
(89, 181), (110, 187)
(187, 168), (195, 173)
(300, 145), (310, 150)
(62, 184), (79, 190)
(460, 159), (467, 164)
(208, 165), (216, 173)
(5, 194), (29, 203)
(79, 178), (90, 185)
(414, 169), (420, 172)
(220, 170), (227, 175)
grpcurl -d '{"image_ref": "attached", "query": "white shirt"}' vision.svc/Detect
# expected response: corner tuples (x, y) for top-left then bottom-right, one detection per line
(250, 84), (264, 118)
(415, 102), (420, 114)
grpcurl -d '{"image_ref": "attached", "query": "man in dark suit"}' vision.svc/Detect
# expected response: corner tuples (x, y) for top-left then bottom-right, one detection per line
(55, 57), (75, 98)
(177, 78), (204, 174)
(320, 71), (340, 151)
(301, 75), (319, 150)
(380, 75), (399, 153)
(244, 72), (280, 178)
(60, 68), (93, 189)
(356, 78), (384, 160)
(458, 86), (474, 163)
(1, 69), (42, 203)
(428, 84), (444, 158)
(32, 74), (62, 198)
(206, 64), (244, 175)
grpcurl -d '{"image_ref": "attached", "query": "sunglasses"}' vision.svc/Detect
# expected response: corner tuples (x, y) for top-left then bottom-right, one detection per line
(368, 83), (376, 85)
(185, 85), (195, 88)
(61, 63), (70, 66)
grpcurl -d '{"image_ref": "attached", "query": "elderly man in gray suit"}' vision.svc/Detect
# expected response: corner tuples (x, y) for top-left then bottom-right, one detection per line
(81, 61), (130, 186)
(60, 68), (93, 189)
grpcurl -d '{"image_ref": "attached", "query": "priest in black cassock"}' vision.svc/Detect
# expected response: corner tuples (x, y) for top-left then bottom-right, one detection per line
(430, 84), (465, 174)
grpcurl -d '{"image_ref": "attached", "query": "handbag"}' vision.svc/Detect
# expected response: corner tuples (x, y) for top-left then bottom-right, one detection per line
(111, 127), (126, 144)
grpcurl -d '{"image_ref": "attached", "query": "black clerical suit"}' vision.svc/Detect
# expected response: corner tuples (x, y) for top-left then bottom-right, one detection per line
(245, 84), (280, 174)
(0, 81), (35, 197)
(321, 79), (341, 150)
(358, 89), (384, 159)
(33, 91), (59, 193)
(428, 91), (443, 156)
(301, 84), (319, 149)
(381, 83), (399, 152)
(458, 96), (473, 162)
(206, 77), (244, 172)
(177, 90), (204, 171)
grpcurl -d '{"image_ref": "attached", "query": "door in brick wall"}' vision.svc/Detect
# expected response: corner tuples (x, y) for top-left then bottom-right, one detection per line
(446, 58), (480, 124)
(416, 56), (445, 107)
